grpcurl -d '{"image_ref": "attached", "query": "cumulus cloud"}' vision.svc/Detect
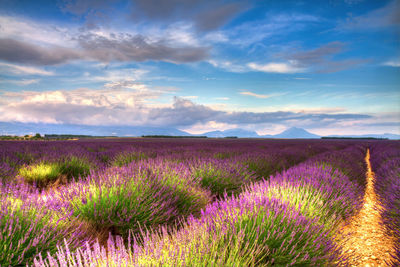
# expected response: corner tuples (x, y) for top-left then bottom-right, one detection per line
(0, 88), (372, 128)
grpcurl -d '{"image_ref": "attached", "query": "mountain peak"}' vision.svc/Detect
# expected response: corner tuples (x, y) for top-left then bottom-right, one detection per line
(274, 127), (320, 139)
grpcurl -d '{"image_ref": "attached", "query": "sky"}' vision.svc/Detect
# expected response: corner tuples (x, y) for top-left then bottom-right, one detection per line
(0, 0), (399, 136)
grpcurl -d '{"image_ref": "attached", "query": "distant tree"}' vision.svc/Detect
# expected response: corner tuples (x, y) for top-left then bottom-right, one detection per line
(35, 133), (41, 138)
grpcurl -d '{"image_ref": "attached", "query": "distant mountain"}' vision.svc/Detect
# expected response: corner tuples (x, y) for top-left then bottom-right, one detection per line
(201, 127), (319, 138)
(202, 128), (259, 138)
(324, 133), (400, 140)
(0, 122), (190, 137)
(270, 127), (320, 139)
(1, 122), (399, 139)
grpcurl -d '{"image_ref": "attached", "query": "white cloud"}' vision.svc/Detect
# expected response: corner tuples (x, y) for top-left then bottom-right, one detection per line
(0, 15), (77, 47)
(0, 87), (375, 131)
(247, 61), (305, 74)
(294, 77), (311, 80)
(0, 78), (40, 85)
(382, 60), (400, 67)
(180, 96), (198, 100)
(208, 60), (248, 73)
(0, 62), (54, 76)
(239, 91), (270, 99)
(183, 121), (237, 134)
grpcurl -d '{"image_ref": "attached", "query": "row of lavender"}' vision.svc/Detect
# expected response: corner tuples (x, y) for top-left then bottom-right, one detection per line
(1, 139), (347, 266)
(370, 141), (400, 264)
(32, 141), (368, 266)
(0, 139), (345, 183)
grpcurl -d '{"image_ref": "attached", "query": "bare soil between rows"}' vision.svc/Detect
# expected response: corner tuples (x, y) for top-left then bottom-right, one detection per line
(337, 149), (396, 266)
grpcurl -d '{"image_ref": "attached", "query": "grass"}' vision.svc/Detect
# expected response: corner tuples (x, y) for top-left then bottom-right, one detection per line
(18, 162), (61, 186)
(18, 157), (92, 187)
(112, 151), (148, 167)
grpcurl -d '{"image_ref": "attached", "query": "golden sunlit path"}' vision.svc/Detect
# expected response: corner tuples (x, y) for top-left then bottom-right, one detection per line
(337, 149), (396, 266)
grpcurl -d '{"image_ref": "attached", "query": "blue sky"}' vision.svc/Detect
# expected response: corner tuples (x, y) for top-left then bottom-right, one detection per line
(0, 0), (399, 135)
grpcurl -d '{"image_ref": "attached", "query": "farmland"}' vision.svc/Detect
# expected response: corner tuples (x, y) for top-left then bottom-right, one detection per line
(1, 138), (399, 266)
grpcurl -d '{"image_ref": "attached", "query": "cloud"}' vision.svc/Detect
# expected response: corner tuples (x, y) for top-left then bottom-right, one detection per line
(183, 120), (237, 134)
(208, 60), (248, 73)
(0, 13), (210, 65)
(224, 12), (321, 48)
(60, 0), (248, 31)
(59, 0), (116, 16)
(0, 62), (54, 76)
(0, 38), (81, 65)
(0, 79), (40, 86)
(294, 77), (310, 80)
(289, 41), (343, 65)
(339, 0), (400, 30)
(0, 32), (209, 65)
(0, 15), (77, 47)
(247, 62), (305, 74)
(239, 91), (270, 99)
(210, 42), (361, 74)
(0, 89), (372, 128)
(194, 2), (246, 31)
(129, 0), (247, 31)
(282, 42), (367, 73)
(382, 59), (400, 67)
(77, 33), (209, 63)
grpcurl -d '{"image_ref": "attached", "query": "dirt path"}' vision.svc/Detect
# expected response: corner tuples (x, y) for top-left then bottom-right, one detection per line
(337, 149), (396, 266)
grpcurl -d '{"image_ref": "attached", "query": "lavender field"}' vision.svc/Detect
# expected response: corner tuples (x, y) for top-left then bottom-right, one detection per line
(0, 138), (399, 266)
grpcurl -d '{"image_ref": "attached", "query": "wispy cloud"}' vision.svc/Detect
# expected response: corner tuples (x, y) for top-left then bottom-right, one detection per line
(294, 77), (311, 80)
(282, 42), (367, 73)
(239, 91), (270, 99)
(247, 62), (305, 74)
(208, 60), (248, 73)
(0, 78), (40, 86)
(0, 62), (54, 76)
(128, 0), (248, 32)
(382, 59), (400, 67)
(338, 0), (400, 31)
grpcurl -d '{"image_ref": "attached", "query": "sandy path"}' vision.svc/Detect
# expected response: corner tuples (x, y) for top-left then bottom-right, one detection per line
(337, 149), (396, 266)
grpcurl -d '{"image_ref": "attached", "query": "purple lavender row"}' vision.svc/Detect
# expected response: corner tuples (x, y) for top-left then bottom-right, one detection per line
(2, 139), (345, 265)
(369, 141), (400, 265)
(0, 182), (87, 267)
(33, 142), (367, 266)
(0, 138), (352, 183)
